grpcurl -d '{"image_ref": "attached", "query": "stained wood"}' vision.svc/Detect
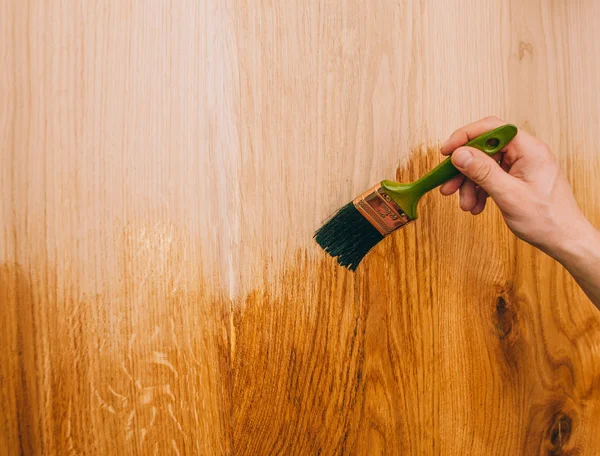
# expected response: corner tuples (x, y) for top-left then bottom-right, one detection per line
(2, 1), (600, 454)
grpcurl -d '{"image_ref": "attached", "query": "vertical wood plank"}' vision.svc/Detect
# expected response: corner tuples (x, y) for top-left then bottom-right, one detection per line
(1, 0), (600, 454)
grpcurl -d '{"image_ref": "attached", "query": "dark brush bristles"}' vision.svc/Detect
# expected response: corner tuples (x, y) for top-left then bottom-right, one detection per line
(314, 202), (384, 271)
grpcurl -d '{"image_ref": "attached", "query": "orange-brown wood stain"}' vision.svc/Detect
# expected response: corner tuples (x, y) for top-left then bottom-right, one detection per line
(2, 149), (600, 455)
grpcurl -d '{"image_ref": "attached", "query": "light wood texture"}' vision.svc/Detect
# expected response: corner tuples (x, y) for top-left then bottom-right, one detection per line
(2, 1), (600, 454)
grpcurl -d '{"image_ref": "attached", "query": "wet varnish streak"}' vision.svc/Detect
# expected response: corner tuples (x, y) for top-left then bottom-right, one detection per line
(2, 147), (600, 455)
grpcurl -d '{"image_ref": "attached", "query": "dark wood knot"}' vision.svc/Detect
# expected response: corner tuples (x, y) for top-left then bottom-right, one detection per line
(494, 295), (514, 340)
(548, 413), (573, 452)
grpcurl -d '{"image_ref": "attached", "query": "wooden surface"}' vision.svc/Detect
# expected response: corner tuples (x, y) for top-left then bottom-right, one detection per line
(2, 1), (600, 454)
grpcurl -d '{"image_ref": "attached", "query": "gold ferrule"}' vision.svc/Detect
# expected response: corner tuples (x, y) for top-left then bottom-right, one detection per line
(352, 184), (412, 236)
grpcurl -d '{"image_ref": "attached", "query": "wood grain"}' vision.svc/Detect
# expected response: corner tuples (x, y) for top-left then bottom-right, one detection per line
(2, 0), (600, 454)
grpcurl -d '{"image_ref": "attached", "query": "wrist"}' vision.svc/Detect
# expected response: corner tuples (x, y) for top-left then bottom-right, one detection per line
(546, 219), (600, 268)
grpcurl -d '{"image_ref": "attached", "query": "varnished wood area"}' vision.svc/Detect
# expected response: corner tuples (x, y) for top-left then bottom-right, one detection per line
(2, 1), (600, 454)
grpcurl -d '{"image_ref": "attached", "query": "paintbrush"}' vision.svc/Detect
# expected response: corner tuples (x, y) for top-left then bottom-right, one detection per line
(314, 124), (518, 270)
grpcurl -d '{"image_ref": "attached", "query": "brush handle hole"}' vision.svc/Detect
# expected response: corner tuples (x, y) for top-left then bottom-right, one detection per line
(485, 137), (500, 150)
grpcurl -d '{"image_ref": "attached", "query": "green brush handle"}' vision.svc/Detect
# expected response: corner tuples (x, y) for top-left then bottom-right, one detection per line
(381, 124), (518, 220)
(410, 124), (518, 195)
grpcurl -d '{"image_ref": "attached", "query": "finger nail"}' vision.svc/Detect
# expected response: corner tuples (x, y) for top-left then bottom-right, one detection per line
(452, 148), (473, 168)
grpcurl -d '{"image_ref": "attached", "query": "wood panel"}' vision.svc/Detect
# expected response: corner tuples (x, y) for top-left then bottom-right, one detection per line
(1, 0), (600, 454)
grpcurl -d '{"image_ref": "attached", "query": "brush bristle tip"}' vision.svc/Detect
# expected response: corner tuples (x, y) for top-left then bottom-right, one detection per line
(314, 203), (384, 270)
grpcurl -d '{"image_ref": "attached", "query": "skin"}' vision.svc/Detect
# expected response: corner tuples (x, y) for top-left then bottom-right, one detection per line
(439, 116), (600, 310)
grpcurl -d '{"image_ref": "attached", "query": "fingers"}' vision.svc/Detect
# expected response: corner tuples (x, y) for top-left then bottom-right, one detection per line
(440, 117), (554, 169)
(470, 188), (488, 215)
(442, 175), (489, 215)
(450, 146), (519, 203)
(459, 179), (477, 211)
(440, 116), (507, 155)
(501, 129), (554, 167)
(439, 174), (464, 195)
(438, 118), (554, 219)
(441, 175), (489, 214)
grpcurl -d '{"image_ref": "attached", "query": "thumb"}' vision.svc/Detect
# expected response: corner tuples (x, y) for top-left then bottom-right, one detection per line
(451, 146), (517, 200)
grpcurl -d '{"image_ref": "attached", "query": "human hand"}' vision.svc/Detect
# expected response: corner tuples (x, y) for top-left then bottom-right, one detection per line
(439, 116), (593, 259)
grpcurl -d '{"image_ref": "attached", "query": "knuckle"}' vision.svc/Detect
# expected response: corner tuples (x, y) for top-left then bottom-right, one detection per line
(471, 161), (494, 183)
(536, 141), (558, 164)
(451, 127), (465, 138)
(484, 115), (502, 122)
(539, 142), (553, 156)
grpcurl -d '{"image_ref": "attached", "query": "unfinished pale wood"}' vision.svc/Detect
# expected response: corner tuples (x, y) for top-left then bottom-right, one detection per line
(1, 0), (600, 454)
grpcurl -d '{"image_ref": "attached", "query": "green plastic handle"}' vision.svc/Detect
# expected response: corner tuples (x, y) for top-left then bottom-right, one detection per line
(380, 124), (518, 220)
(410, 124), (518, 196)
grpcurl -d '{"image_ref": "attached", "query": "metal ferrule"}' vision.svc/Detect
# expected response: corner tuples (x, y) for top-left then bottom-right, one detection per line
(352, 184), (412, 236)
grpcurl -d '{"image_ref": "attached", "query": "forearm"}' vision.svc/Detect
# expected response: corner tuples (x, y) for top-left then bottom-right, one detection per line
(550, 221), (600, 310)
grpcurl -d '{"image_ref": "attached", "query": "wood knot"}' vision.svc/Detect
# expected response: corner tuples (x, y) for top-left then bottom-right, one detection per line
(548, 413), (573, 453)
(519, 41), (534, 60)
(494, 295), (515, 340)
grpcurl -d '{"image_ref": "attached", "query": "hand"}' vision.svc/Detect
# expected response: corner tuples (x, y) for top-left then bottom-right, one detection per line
(439, 116), (593, 259)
